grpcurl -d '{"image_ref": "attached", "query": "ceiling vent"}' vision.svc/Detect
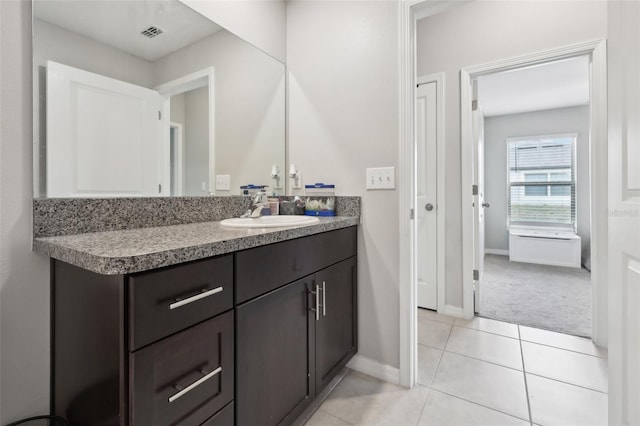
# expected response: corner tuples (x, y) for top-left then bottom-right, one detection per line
(140, 26), (163, 39)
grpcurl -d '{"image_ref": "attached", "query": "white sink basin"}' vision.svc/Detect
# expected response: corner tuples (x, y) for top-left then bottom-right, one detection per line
(220, 215), (320, 228)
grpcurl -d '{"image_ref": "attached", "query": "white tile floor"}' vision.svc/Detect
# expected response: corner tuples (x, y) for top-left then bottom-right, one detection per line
(305, 310), (608, 426)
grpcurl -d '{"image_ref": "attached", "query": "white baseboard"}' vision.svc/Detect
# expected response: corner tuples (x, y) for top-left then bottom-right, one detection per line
(485, 248), (509, 256)
(441, 304), (465, 319)
(346, 354), (400, 385)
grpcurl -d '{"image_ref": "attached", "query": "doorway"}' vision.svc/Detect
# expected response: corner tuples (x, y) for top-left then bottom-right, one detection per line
(460, 40), (608, 346)
(155, 67), (215, 195)
(470, 57), (593, 337)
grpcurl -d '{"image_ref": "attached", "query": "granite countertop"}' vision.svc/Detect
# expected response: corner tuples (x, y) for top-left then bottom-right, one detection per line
(33, 216), (359, 275)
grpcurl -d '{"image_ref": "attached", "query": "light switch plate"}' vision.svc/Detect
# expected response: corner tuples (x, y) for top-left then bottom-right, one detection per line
(366, 167), (395, 190)
(215, 174), (231, 191)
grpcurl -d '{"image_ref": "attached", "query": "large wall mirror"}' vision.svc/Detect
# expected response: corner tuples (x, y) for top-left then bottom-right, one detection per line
(33, 0), (285, 198)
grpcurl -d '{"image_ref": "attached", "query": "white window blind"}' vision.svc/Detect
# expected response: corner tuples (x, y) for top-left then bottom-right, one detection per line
(507, 134), (576, 229)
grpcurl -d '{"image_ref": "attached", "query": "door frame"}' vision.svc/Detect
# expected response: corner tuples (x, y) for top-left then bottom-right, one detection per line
(416, 73), (446, 312)
(398, 0), (468, 388)
(169, 122), (184, 196)
(155, 67), (215, 194)
(460, 39), (608, 346)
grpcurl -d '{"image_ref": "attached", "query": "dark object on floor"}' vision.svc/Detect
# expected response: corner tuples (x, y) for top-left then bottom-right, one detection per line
(479, 254), (591, 337)
(6, 415), (69, 426)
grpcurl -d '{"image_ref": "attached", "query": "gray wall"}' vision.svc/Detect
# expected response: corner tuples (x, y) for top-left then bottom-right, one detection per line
(155, 29), (285, 195)
(1, 1), (51, 423)
(484, 106), (591, 267)
(170, 88), (211, 196)
(181, 0), (287, 63)
(287, 0), (400, 368)
(184, 87), (210, 196)
(35, 21), (285, 197)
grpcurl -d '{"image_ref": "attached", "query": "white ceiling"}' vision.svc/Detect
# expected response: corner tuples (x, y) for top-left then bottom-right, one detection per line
(477, 55), (590, 117)
(34, 0), (223, 61)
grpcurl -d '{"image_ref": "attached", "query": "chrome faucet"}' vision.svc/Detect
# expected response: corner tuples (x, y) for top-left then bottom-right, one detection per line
(250, 190), (271, 217)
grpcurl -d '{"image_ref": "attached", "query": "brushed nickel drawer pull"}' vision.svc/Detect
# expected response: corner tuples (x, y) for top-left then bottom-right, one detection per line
(322, 281), (326, 316)
(168, 366), (222, 403)
(169, 286), (223, 310)
(309, 285), (320, 321)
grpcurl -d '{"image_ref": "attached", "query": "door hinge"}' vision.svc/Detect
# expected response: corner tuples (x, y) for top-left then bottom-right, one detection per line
(158, 111), (162, 120)
(410, 208), (414, 220)
(472, 100), (478, 111)
(472, 184), (478, 195)
(473, 269), (479, 281)
(158, 183), (162, 193)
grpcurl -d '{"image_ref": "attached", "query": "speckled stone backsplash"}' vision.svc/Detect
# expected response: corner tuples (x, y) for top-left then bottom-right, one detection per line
(33, 196), (361, 238)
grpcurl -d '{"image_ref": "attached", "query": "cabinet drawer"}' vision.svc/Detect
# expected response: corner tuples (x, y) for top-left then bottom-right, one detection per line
(130, 311), (234, 426)
(236, 226), (357, 304)
(129, 255), (233, 350)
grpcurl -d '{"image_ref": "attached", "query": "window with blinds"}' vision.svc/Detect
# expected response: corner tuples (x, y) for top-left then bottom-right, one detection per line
(507, 134), (576, 229)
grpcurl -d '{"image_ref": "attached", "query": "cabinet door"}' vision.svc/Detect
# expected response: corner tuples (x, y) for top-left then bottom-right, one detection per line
(315, 257), (357, 392)
(236, 276), (316, 426)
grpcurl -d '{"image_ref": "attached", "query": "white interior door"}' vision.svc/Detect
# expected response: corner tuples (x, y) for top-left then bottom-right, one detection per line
(473, 101), (486, 313)
(47, 61), (169, 197)
(416, 81), (438, 310)
(609, 1), (640, 423)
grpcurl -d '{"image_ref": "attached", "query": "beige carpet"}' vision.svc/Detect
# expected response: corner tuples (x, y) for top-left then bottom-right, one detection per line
(479, 254), (591, 337)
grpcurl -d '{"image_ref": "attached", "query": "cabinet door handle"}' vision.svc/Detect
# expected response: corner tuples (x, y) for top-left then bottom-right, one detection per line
(314, 284), (320, 321)
(168, 366), (222, 403)
(322, 281), (326, 316)
(169, 286), (223, 310)
(309, 285), (320, 321)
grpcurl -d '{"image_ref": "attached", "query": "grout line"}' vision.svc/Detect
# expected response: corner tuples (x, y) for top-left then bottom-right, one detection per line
(452, 323), (521, 340)
(524, 371), (609, 395)
(520, 338), (608, 359)
(441, 349), (524, 373)
(418, 341), (447, 351)
(421, 344), (445, 387)
(442, 320), (455, 349)
(518, 325), (534, 426)
(415, 387), (432, 426)
(425, 387), (531, 423)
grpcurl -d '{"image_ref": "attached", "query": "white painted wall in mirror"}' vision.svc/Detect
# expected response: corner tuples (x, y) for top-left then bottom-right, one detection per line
(33, 14), (285, 197)
(180, 0), (286, 63)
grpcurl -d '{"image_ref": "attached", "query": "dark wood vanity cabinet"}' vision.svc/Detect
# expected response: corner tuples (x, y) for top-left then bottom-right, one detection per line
(235, 228), (358, 426)
(314, 258), (357, 392)
(236, 276), (316, 426)
(51, 226), (357, 426)
(52, 257), (235, 426)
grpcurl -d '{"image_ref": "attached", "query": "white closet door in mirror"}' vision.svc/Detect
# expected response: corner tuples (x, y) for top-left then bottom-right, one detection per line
(46, 61), (168, 197)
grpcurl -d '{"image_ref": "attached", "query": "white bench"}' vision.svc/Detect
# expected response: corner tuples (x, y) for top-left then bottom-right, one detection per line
(509, 228), (581, 268)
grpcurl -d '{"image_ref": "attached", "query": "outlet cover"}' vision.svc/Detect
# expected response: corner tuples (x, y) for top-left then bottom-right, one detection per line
(215, 174), (231, 191)
(366, 167), (395, 190)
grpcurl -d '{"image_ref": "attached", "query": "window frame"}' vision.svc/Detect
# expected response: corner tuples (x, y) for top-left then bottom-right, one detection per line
(506, 133), (578, 231)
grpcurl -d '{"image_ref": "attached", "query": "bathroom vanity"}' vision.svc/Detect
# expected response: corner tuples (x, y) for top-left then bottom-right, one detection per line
(34, 202), (359, 426)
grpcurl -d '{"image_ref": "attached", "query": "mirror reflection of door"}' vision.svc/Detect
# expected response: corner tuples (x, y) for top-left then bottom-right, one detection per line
(46, 61), (169, 197)
(169, 123), (184, 196)
(168, 87), (210, 196)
